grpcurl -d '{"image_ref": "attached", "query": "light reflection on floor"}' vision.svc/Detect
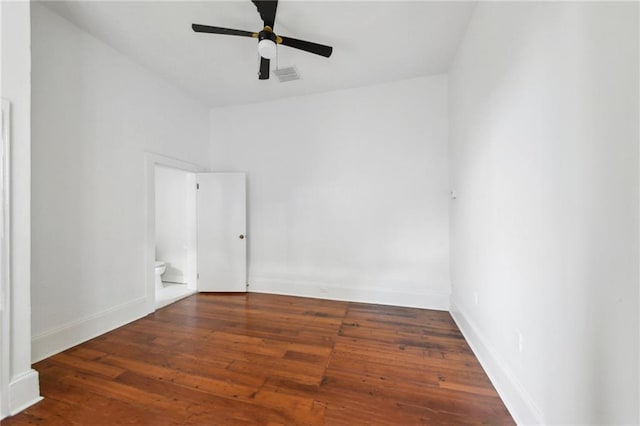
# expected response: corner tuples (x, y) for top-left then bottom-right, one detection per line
(155, 282), (195, 309)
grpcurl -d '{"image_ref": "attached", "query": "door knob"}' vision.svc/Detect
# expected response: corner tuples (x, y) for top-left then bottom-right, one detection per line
(239, 234), (245, 239)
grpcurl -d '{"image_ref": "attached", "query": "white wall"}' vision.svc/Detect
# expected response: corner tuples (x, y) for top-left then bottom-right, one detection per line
(0, 1), (41, 418)
(449, 2), (639, 424)
(155, 166), (195, 284)
(210, 75), (450, 310)
(30, 4), (210, 361)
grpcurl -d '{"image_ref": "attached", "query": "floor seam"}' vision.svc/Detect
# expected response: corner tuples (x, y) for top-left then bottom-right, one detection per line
(319, 302), (350, 385)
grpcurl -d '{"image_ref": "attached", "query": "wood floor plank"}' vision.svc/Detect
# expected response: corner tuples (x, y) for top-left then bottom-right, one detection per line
(4, 293), (514, 425)
(46, 352), (127, 379)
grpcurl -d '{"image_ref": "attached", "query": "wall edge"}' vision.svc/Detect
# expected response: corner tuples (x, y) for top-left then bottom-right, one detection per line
(450, 296), (544, 425)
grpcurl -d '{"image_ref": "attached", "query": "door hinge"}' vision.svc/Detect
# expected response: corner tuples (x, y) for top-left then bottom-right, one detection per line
(196, 183), (199, 190)
(197, 273), (200, 279)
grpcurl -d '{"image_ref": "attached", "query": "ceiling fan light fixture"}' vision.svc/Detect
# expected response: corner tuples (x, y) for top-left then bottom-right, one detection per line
(192, 0), (333, 80)
(258, 38), (277, 59)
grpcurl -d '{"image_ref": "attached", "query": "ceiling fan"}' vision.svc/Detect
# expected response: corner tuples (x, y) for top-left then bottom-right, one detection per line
(192, 0), (333, 80)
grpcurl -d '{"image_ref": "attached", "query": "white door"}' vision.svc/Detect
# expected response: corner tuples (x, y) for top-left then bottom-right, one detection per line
(197, 173), (246, 292)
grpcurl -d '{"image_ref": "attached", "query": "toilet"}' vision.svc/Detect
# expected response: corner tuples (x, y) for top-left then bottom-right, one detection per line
(154, 261), (166, 293)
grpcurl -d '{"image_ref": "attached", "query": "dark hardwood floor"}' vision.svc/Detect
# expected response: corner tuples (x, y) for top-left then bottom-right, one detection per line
(4, 293), (514, 425)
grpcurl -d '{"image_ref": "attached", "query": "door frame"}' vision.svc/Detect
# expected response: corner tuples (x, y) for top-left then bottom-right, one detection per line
(1, 100), (11, 418)
(143, 153), (206, 313)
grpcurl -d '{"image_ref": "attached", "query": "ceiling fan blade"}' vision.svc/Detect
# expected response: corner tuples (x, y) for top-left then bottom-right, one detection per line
(192, 24), (256, 38)
(259, 57), (270, 80)
(279, 36), (333, 58)
(251, 0), (278, 29)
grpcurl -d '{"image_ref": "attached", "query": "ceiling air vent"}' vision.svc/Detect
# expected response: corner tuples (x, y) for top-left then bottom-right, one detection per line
(274, 66), (301, 82)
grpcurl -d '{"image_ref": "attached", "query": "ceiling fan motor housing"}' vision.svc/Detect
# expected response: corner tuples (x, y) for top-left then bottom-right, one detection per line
(258, 27), (276, 42)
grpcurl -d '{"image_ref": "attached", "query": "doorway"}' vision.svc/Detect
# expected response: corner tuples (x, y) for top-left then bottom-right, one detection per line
(144, 153), (248, 313)
(154, 165), (198, 308)
(144, 154), (204, 313)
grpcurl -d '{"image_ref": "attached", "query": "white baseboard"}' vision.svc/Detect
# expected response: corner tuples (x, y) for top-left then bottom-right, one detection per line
(249, 277), (450, 311)
(8, 369), (42, 416)
(31, 297), (149, 363)
(449, 297), (543, 425)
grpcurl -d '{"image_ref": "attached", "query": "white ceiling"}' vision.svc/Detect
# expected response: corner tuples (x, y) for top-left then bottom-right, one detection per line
(43, 1), (476, 108)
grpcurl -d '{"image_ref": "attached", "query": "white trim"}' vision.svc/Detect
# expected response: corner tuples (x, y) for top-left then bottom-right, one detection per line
(250, 277), (450, 311)
(155, 288), (197, 310)
(8, 370), (41, 416)
(637, 10), (640, 422)
(31, 296), (148, 363)
(0, 99), (11, 419)
(143, 152), (207, 313)
(449, 297), (544, 425)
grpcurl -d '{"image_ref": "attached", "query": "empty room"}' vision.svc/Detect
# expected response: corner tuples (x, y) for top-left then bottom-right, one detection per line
(0, 0), (638, 424)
